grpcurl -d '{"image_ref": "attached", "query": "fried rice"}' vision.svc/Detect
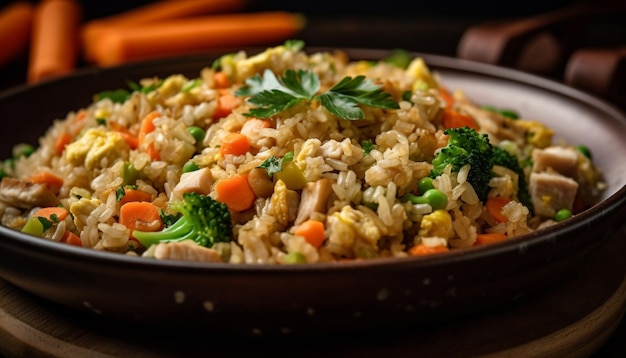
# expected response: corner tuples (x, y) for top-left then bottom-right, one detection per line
(0, 41), (607, 264)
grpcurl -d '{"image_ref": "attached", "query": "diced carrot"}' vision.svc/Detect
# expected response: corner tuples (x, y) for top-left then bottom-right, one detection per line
(119, 201), (163, 235)
(220, 132), (250, 157)
(442, 108), (479, 129)
(215, 174), (256, 212)
(118, 188), (153, 206)
(294, 220), (326, 248)
(75, 109), (87, 121)
(81, 0), (247, 63)
(213, 71), (230, 89)
(475, 233), (508, 245)
(60, 230), (82, 246)
(438, 86), (455, 108)
(27, 0), (82, 83)
(408, 243), (450, 256)
(54, 131), (72, 155)
(118, 131), (139, 150)
(0, 1), (34, 68)
(32, 206), (69, 221)
(485, 196), (511, 223)
(138, 111), (161, 160)
(89, 12), (305, 67)
(28, 171), (64, 193)
(213, 93), (242, 119)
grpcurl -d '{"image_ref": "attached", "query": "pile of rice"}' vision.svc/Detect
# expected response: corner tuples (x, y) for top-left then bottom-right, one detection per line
(0, 41), (607, 264)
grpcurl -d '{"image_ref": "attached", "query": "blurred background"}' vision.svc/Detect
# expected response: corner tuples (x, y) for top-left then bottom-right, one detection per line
(1, 0), (625, 107)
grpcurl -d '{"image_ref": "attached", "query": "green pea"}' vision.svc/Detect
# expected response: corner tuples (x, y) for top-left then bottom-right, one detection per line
(13, 143), (35, 158)
(498, 109), (519, 119)
(576, 145), (592, 159)
(284, 252), (307, 264)
(422, 189), (448, 210)
(418, 177), (435, 194)
(555, 208), (572, 222)
(182, 161), (199, 173)
(186, 126), (206, 144)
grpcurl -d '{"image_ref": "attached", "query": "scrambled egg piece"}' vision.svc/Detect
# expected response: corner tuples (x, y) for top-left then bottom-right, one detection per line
(406, 57), (438, 91)
(64, 128), (129, 170)
(418, 209), (453, 239)
(234, 45), (289, 82)
(514, 120), (554, 148)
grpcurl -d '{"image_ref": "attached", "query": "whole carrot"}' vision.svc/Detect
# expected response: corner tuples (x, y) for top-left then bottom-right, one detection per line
(27, 0), (82, 83)
(81, 0), (248, 62)
(0, 1), (34, 68)
(92, 11), (306, 67)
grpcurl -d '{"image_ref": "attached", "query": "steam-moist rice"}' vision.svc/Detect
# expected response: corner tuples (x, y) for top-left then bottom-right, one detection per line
(0, 42), (606, 264)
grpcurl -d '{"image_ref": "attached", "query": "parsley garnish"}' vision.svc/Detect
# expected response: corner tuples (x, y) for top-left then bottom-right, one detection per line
(37, 217), (53, 231)
(235, 69), (400, 120)
(258, 151), (295, 178)
(361, 140), (375, 155)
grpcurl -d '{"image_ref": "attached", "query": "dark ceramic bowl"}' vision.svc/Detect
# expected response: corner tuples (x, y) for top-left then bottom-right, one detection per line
(0, 48), (625, 336)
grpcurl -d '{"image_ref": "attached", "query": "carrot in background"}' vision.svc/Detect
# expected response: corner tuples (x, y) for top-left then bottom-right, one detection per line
(408, 243), (450, 256)
(91, 11), (306, 67)
(81, 0), (247, 62)
(27, 0), (82, 83)
(0, 1), (34, 68)
(28, 171), (64, 193)
(215, 174), (256, 212)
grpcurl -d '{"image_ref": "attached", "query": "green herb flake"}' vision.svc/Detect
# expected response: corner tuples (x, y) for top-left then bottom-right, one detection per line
(181, 78), (202, 93)
(37, 217), (53, 231)
(258, 156), (283, 178)
(361, 140), (375, 155)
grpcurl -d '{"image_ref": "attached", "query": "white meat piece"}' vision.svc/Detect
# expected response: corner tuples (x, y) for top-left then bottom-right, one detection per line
(529, 172), (579, 218)
(295, 178), (333, 225)
(0, 177), (59, 209)
(153, 240), (222, 262)
(532, 147), (578, 178)
(169, 167), (213, 202)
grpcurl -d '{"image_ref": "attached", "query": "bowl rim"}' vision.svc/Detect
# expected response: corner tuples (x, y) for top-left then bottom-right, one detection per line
(1, 47), (625, 273)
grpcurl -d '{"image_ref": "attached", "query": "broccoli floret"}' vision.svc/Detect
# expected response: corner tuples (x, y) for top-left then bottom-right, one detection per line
(133, 192), (232, 248)
(430, 127), (494, 201)
(492, 146), (533, 213)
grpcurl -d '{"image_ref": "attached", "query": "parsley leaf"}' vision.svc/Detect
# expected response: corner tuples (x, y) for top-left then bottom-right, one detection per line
(235, 69), (399, 120)
(37, 217), (53, 231)
(258, 151), (295, 178)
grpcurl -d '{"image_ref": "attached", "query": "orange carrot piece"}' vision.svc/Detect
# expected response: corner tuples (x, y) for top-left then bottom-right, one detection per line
(215, 174), (256, 212)
(408, 243), (450, 256)
(33, 206), (69, 221)
(0, 1), (34, 68)
(54, 131), (72, 155)
(81, 0), (247, 62)
(220, 132), (250, 157)
(27, 0), (82, 83)
(91, 12), (305, 66)
(475, 233), (508, 246)
(117, 131), (139, 150)
(138, 111), (161, 160)
(119, 188), (153, 206)
(294, 220), (326, 248)
(61, 230), (82, 246)
(213, 93), (242, 119)
(442, 108), (479, 130)
(485, 196), (511, 223)
(119, 201), (163, 234)
(28, 171), (64, 193)
(213, 71), (231, 89)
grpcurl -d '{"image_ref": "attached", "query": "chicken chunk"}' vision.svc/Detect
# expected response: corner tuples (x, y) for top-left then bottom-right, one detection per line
(295, 178), (333, 225)
(529, 172), (579, 218)
(169, 167), (213, 202)
(153, 240), (222, 262)
(0, 177), (59, 209)
(532, 147), (579, 178)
